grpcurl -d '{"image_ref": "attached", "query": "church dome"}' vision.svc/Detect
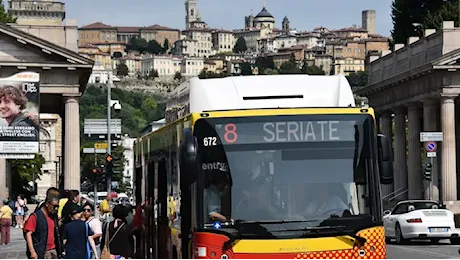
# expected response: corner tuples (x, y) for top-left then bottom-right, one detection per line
(255, 7), (274, 18)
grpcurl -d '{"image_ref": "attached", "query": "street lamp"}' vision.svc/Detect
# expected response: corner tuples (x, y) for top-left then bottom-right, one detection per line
(107, 72), (121, 194)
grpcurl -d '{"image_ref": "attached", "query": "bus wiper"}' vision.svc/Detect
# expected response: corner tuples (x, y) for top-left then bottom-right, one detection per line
(234, 219), (321, 225)
(308, 226), (366, 244)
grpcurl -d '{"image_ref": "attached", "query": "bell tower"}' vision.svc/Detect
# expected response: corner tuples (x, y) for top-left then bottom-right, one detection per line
(185, 0), (198, 29)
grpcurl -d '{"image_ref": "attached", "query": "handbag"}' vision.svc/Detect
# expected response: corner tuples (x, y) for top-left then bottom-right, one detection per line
(100, 222), (125, 259)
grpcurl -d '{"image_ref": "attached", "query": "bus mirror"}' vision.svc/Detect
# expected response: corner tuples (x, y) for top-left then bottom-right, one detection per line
(179, 128), (198, 184)
(377, 134), (393, 184)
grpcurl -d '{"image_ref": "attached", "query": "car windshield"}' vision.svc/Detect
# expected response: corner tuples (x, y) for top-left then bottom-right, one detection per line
(194, 114), (376, 231)
(407, 201), (440, 210)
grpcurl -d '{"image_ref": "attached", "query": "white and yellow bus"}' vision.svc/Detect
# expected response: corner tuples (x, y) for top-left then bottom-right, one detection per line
(134, 74), (394, 259)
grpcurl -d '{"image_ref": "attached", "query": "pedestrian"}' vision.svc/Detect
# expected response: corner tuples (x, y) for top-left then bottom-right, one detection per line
(8, 197), (16, 227)
(15, 194), (27, 228)
(37, 188), (60, 210)
(61, 190), (81, 227)
(100, 205), (134, 259)
(23, 195), (60, 259)
(62, 205), (98, 259)
(83, 202), (102, 258)
(0, 199), (13, 245)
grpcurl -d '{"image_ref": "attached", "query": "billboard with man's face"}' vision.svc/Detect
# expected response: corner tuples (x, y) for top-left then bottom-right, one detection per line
(0, 72), (40, 156)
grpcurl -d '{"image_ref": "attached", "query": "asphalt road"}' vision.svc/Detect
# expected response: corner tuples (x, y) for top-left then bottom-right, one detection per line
(3, 224), (460, 259)
(387, 239), (460, 259)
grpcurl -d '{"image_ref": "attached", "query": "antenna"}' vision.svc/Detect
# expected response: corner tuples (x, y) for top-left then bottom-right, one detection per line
(263, 0), (266, 8)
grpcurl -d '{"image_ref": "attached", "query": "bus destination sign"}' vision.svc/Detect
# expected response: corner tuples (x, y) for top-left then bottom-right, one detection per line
(202, 120), (357, 146)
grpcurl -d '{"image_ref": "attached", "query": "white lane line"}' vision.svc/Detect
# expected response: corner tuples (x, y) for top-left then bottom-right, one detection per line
(388, 245), (457, 258)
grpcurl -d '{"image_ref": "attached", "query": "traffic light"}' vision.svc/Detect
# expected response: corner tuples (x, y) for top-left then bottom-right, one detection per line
(424, 162), (432, 181)
(92, 166), (105, 182)
(105, 154), (121, 175)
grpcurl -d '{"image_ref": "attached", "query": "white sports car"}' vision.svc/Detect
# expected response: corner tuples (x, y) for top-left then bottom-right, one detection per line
(383, 200), (460, 244)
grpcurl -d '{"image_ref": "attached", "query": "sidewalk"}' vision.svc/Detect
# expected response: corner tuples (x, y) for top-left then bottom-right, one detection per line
(0, 226), (27, 259)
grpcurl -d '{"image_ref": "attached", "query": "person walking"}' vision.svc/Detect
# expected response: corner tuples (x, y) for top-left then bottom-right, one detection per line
(15, 194), (27, 228)
(100, 205), (134, 259)
(0, 199), (13, 245)
(23, 196), (60, 259)
(83, 203), (102, 258)
(62, 205), (97, 259)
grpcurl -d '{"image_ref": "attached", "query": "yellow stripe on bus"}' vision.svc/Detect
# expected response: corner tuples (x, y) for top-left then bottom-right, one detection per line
(231, 236), (355, 254)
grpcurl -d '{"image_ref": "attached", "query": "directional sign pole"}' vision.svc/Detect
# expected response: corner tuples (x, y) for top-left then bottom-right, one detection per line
(94, 149), (99, 218)
(425, 141), (437, 201)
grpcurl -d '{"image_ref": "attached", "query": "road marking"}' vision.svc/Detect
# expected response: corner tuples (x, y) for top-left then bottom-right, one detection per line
(388, 245), (457, 258)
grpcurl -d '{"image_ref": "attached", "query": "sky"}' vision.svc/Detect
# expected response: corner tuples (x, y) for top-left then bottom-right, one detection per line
(61, 0), (393, 36)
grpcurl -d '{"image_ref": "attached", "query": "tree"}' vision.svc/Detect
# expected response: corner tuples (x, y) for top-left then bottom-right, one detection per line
(148, 69), (159, 78)
(198, 70), (224, 79)
(279, 61), (301, 74)
(233, 37), (248, 53)
(391, 0), (445, 44)
(240, 62), (253, 75)
(113, 52), (122, 58)
(147, 40), (163, 55)
(346, 71), (369, 89)
(163, 39), (170, 52)
(174, 71), (182, 80)
(116, 63), (129, 76)
(0, 1), (15, 24)
(255, 56), (275, 70)
(423, 0), (459, 30)
(11, 154), (46, 198)
(303, 65), (325, 75)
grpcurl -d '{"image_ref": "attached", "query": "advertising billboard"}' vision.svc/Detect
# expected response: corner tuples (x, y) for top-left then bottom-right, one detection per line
(0, 72), (40, 156)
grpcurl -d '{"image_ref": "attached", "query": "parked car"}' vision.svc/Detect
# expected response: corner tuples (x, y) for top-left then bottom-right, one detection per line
(383, 200), (460, 244)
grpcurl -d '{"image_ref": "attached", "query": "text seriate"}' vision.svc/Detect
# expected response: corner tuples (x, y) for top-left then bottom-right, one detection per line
(263, 121), (353, 142)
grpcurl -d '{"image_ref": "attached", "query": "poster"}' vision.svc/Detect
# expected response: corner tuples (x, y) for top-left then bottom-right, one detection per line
(0, 72), (40, 155)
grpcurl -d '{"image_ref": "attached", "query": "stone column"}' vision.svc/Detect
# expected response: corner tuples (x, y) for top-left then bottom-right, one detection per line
(441, 94), (457, 202)
(393, 107), (408, 200)
(63, 95), (81, 191)
(379, 112), (393, 198)
(0, 159), (6, 199)
(423, 99), (440, 200)
(407, 103), (422, 199)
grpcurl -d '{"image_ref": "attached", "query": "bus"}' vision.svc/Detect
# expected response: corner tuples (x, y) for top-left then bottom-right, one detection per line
(133, 74), (394, 259)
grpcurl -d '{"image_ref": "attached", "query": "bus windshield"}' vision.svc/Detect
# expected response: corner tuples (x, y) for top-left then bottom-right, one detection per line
(194, 114), (377, 231)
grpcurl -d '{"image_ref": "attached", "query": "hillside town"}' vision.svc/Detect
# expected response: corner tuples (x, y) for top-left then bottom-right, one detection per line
(77, 0), (390, 84)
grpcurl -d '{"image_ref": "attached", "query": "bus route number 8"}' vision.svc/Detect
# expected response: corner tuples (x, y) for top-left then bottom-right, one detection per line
(224, 123), (238, 143)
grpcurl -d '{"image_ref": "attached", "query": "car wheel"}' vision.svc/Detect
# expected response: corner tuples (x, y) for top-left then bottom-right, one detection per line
(395, 223), (407, 244)
(430, 238), (440, 244)
(450, 238), (460, 245)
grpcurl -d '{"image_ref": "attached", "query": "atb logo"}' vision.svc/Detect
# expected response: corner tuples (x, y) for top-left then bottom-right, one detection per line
(22, 83), (38, 93)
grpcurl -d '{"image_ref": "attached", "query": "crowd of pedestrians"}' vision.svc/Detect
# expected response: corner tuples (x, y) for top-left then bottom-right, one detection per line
(0, 188), (143, 259)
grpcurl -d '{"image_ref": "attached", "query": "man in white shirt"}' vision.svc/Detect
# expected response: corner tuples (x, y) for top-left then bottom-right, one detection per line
(204, 173), (228, 223)
(303, 183), (350, 217)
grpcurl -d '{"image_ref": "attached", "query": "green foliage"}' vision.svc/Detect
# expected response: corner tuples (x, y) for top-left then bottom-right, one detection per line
(116, 63), (129, 76)
(240, 62), (253, 75)
(233, 37), (248, 53)
(255, 56), (275, 70)
(11, 154), (45, 198)
(148, 69), (159, 78)
(80, 85), (166, 188)
(163, 39), (170, 52)
(0, 1), (15, 24)
(113, 52), (122, 58)
(423, 0), (459, 30)
(279, 61), (301, 74)
(174, 71), (183, 80)
(147, 39), (163, 54)
(346, 71), (369, 89)
(300, 61), (326, 75)
(198, 70), (226, 79)
(391, 0), (446, 44)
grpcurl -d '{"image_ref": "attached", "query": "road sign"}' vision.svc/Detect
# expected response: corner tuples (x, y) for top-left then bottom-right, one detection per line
(95, 143), (108, 149)
(425, 141), (437, 152)
(427, 152), (437, 157)
(420, 132), (443, 142)
(84, 119), (122, 135)
(83, 148), (107, 154)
